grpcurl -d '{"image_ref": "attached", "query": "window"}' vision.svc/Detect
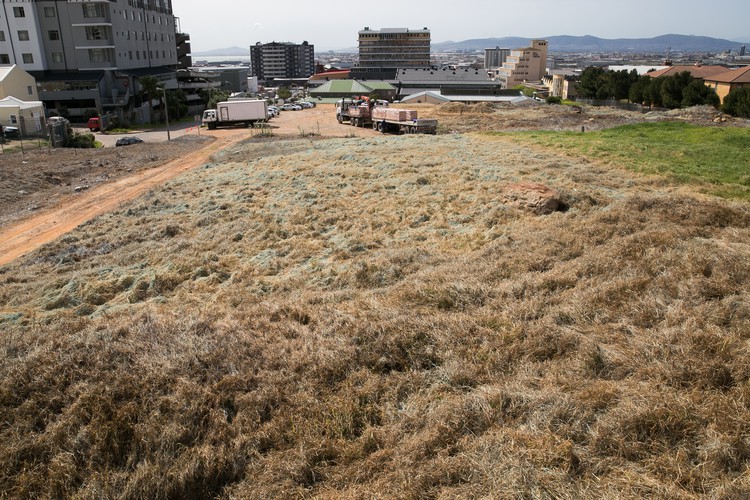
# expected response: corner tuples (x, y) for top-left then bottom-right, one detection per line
(85, 26), (105, 40)
(142, 50), (146, 59)
(13, 6), (25, 17)
(18, 30), (30, 41)
(22, 53), (33, 64)
(135, 51), (139, 60)
(52, 52), (63, 63)
(44, 6), (56, 18)
(10, 114), (17, 124)
(0, 31), (4, 42)
(89, 49), (111, 63)
(27, 85), (33, 95)
(82, 3), (104, 18)
(49, 30), (60, 41)
(126, 31), (130, 40)
(128, 50), (132, 60)
(0, 54), (10, 64)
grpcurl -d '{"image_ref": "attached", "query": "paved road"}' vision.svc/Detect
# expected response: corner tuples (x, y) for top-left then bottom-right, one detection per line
(74, 120), (205, 147)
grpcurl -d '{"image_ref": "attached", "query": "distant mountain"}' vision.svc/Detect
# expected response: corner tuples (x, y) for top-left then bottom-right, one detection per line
(192, 46), (248, 57)
(433, 34), (749, 53)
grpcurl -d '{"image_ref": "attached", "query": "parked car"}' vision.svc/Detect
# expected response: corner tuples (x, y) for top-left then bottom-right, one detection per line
(115, 136), (143, 147)
(2, 126), (19, 139)
(299, 101), (315, 108)
(280, 103), (302, 111)
(267, 106), (279, 117)
(87, 117), (101, 131)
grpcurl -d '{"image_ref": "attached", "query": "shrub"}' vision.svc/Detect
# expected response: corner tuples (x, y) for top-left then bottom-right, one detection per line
(722, 87), (750, 118)
(546, 96), (562, 105)
(65, 130), (96, 148)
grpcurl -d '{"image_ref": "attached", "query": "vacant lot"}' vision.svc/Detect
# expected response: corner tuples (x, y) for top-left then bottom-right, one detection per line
(1, 104), (750, 498)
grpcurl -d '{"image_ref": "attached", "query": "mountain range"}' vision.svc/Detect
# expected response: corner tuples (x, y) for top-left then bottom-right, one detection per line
(194, 34), (749, 56)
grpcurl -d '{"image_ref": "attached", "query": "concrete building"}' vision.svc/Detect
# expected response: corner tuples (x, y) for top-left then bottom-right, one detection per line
(353, 27), (430, 80)
(0, 0), (184, 119)
(484, 47), (510, 70)
(495, 39), (548, 88)
(250, 41), (314, 83)
(0, 64), (37, 100)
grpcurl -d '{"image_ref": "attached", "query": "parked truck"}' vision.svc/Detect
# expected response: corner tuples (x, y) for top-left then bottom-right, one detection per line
(335, 98), (437, 134)
(202, 100), (268, 129)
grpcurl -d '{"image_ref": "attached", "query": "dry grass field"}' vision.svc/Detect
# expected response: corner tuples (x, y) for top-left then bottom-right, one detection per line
(2, 104), (750, 498)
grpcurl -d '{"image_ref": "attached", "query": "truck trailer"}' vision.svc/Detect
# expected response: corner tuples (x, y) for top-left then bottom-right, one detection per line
(202, 100), (268, 129)
(336, 98), (437, 134)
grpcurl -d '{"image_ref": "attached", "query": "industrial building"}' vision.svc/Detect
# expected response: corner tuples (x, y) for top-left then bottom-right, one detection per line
(352, 27), (431, 80)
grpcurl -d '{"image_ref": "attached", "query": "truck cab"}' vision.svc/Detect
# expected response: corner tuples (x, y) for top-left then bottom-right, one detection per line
(202, 109), (218, 129)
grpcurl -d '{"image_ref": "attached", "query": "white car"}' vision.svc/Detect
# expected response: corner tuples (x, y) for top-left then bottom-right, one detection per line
(280, 103), (302, 111)
(267, 106), (279, 116)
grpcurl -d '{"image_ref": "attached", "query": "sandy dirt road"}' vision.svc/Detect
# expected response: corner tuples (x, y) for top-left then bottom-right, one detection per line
(0, 104), (376, 267)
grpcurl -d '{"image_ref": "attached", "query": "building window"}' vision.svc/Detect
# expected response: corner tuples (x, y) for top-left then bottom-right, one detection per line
(18, 30), (30, 41)
(13, 6), (25, 17)
(0, 54), (10, 64)
(82, 3), (104, 18)
(49, 30), (60, 41)
(44, 6), (56, 17)
(22, 53), (34, 64)
(136, 51), (139, 60)
(129, 51), (132, 60)
(0, 31), (4, 42)
(10, 114), (17, 124)
(52, 52), (63, 63)
(89, 49), (111, 63)
(27, 85), (33, 95)
(126, 31), (130, 40)
(85, 26), (105, 40)
(142, 50), (146, 59)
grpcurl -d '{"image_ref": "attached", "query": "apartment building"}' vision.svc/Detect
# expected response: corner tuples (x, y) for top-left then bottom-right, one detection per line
(250, 41), (314, 83)
(495, 39), (548, 88)
(0, 0), (181, 118)
(352, 27), (430, 80)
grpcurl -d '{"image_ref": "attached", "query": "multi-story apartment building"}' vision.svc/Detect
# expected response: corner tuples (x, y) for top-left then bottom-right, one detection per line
(352, 27), (430, 80)
(0, 0), (182, 118)
(495, 39), (548, 88)
(250, 41), (314, 83)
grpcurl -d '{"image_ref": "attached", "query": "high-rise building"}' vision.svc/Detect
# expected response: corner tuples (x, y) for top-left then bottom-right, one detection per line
(495, 39), (548, 88)
(0, 0), (183, 118)
(250, 41), (314, 83)
(353, 27), (430, 79)
(484, 47), (510, 70)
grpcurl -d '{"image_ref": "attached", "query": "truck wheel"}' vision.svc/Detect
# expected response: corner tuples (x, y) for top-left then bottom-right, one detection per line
(372, 122), (378, 130)
(208, 123), (216, 130)
(377, 122), (384, 133)
(337, 115), (343, 123)
(411, 126), (418, 134)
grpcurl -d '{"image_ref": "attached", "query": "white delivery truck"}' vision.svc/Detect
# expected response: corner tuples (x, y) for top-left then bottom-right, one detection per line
(202, 100), (268, 129)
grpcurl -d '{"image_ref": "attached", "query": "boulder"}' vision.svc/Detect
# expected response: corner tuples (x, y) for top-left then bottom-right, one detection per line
(501, 182), (562, 215)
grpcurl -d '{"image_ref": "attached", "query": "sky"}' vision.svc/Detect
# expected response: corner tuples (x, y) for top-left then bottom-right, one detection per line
(175, 0), (750, 53)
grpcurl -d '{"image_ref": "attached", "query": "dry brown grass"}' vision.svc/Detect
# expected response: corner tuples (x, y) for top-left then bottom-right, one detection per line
(2, 132), (750, 498)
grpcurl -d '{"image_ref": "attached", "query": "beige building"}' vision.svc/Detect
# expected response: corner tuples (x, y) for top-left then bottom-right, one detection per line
(496, 39), (548, 88)
(0, 65), (38, 100)
(0, 95), (45, 135)
(703, 66), (750, 104)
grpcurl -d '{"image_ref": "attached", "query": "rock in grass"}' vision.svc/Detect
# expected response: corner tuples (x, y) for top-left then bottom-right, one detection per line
(501, 182), (562, 215)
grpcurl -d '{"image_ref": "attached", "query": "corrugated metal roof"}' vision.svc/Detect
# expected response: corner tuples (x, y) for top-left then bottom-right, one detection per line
(400, 90), (532, 104)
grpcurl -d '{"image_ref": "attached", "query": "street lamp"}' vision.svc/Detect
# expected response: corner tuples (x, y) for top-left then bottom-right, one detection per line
(156, 86), (170, 141)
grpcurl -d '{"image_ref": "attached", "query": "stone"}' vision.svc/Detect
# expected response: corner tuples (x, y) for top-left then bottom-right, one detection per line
(501, 182), (563, 215)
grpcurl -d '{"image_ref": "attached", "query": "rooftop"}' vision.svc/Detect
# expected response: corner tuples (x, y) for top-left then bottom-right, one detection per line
(703, 65), (750, 84)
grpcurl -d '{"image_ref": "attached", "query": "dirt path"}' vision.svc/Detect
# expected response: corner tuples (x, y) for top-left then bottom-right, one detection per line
(0, 130), (248, 267)
(0, 105), (376, 267)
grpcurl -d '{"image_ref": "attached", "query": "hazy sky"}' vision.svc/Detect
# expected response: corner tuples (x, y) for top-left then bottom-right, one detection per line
(176, 0), (750, 52)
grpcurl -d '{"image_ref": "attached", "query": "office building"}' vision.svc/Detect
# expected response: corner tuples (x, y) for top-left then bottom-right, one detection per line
(353, 27), (430, 80)
(250, 41), (314, 83)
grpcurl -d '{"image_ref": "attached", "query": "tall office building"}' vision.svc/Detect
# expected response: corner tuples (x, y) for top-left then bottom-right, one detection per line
(0, 0), (182, 117)
(250, 41), (314, 82)
(496, 39), (548, 88)
(353, 27), (430, 79)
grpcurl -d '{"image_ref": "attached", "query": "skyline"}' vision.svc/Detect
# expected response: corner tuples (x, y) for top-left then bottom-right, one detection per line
(175, 0), (750, 53)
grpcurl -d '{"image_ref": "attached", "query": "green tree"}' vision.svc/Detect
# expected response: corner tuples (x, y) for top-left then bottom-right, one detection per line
(138, 76), (161, 123)
(681, 80), (719, 108)
(199, 88), (230, 110)
(722, 87), (750, 118)
(578, 66), (608, 99)
(277, 86), (292, 100)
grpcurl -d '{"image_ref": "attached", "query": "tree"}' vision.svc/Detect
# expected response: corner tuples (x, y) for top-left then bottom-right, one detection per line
(277, 86), (292, 100)
(199, 88), (230, 110)
(681, 80), (719, 108)
(138, 76), (161, 123)
(722, 87), (750, 118)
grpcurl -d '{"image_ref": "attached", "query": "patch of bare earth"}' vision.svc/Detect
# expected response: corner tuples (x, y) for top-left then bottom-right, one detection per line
(1, 107), (750, 497)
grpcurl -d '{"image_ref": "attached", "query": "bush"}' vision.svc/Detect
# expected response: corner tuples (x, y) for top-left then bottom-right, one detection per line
(546, 96), (562, 105)
(65, 130), (96, 148)
(722, 87), (750, 118)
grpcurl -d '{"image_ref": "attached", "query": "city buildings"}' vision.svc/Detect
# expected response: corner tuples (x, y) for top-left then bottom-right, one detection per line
(0, 0), (184, 119)
(495, 39), (548, 88)
(250, 41), (314, 84)
(484, 47), (510, 70)
(352, 27), (431, 80)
